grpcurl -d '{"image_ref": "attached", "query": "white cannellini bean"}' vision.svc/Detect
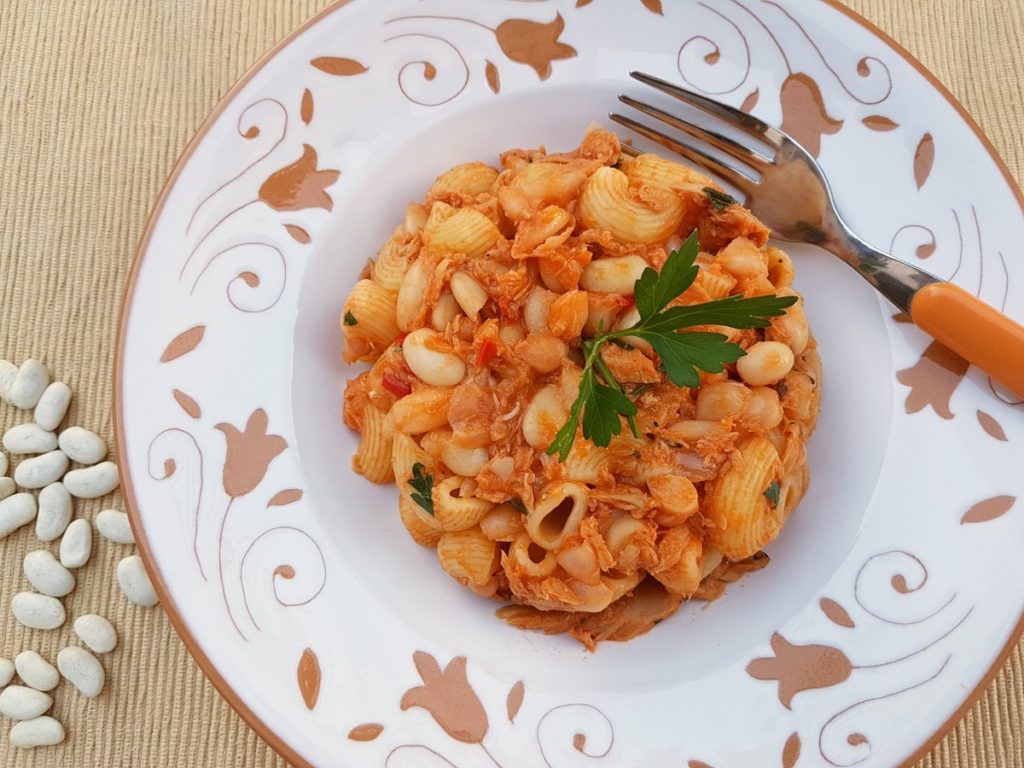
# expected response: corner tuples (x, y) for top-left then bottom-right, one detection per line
(73, 614), (117, 654)
(0, 493), (37, 539)
(580, 255), (648, 294)
(117, 555), (159, 607)
(0, 359), (17, 402)
(737, 341), (795, 386)
(95, 509), (134, 544)
(57, 426), (107, 465)
(3, 423), (58, 454)
(430, 292), (461, 331)
(402, 328), (466, 387)
(57, 647), (105, 698)
(8, 360), (50, 410)
(450, 271), (488, 320)
(523, 286), (555, 333)
(14, 652), (59, 692)
(0, 450), (7, 476)
(0, 657), (13, 686)
(522, 385), (569, 451)
(23, 550), (76, 598)
(33, 382), (72, 432)
(0, 476), (15, 501)
(0, 686), (52, 720)
(396, 258), (429, 331)
(14, 450), (69, 489)
(11, 593), (65, 631)
(63, 461), (119, 498)
(60, 519), (92, 569)
(36, 482), (72, 541)
(10, 716), (65, 749)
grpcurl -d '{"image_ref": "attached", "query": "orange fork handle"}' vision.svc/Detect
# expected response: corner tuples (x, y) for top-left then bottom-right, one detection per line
(910, 282), (1024, 399)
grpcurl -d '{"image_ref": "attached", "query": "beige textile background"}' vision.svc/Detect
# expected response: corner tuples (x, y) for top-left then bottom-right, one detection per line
(0, 1), (1020, 766)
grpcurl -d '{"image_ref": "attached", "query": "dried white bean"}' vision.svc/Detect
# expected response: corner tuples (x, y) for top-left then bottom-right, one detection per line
(23, 550), (76, 598)
(0, 476), (15, 501)
(73, 614), (117, 654)
(9, 360), (50, 410)
(60, 519), (92, 569)
(0, 657), (13, 686)
(96, 509), (134, 544)
(0, 686), (52, 719)
(0, 493), (37, 539)
(14, 652), (59, 692)
(0, 450), (7, 476)
(57, 426), (107, 466)
(36, 482), (72, 542)
(10, 716), (65, 748)
(3, 423), (58, 454)
(117, 555), (158, 606)
(0, 359), (17, 402)
(63, 461), (118, 498)
(11, 593), (65, 630)
(33, 382), (72, 431)
(57, 647), (105, 698)
(14, 450), (69, 489)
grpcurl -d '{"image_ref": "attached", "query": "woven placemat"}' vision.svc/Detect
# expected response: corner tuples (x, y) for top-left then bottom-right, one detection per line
(0, 1), (1020, 765)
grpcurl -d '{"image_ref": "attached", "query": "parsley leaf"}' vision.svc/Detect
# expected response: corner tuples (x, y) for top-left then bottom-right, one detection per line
(583, 382), (637, 446)
(704, 186), (738, 211)
(763, 481), (781, 507)
(548, 368), (592, 462)
(546, 228), (799, 461)
(507, 498), (527, 514)
(343, 311), (358, 326)
(634, 231), (700, 321)
(409, 462), (435, 515)
(645, 331), (745, 388)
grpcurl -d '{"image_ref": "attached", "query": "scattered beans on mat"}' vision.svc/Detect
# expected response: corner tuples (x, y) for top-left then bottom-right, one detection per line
(73, 614), (117, 654)
(57, 647), (105, 698)
(59, 518), (92, 569)
(14, 651), (59, 692)
(23, 550), (76, 598)
(11, 593), (66, 631)
(10, 716), (65, 748)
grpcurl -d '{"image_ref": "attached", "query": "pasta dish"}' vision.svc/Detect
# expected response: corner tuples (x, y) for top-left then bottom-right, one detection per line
(340, 130), (820, 650)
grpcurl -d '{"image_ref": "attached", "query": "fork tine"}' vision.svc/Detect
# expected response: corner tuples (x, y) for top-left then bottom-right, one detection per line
(618, 94), (771, 169)
(629, 71), (785, 148)
(619, 142), (641, 158)
(608, 112), (756, 193)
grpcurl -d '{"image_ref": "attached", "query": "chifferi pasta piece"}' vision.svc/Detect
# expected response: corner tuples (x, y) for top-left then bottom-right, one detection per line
(704, 436), (783, 560)
(526, 482), (588, 551)
(579, 167), (685, 244)
(437, 529), (500, 587)
(342, 279), (399, 353)
(422, 202), (500, 258)
(429, 162), (500, 198)
(399, 494), (443, 548)
(433, 476), (494, 531)
(371, 233), (414, 292)
(340, 129), (820, 649)
(352, 404), (394, 484)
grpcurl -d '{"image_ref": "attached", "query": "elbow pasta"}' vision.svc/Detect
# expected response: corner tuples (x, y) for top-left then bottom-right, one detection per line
(341, 130), (821, 649)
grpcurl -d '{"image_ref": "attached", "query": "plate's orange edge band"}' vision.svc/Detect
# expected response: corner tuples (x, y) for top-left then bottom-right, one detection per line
(111, 2), (1024, 767)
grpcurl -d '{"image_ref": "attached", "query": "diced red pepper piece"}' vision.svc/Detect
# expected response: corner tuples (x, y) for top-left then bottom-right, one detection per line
(476, 340), (498, 366)
(382, 372), (412, 398)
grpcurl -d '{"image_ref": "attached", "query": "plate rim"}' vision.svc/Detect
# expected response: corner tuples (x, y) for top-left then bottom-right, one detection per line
(113, 2), (1024, 766)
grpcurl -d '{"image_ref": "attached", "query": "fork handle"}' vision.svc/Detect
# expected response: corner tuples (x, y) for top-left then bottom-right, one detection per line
(911, 282), (1024, 398)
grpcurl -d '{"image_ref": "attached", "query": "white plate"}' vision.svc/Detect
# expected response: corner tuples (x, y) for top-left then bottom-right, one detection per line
(116, 1), (1024, 766)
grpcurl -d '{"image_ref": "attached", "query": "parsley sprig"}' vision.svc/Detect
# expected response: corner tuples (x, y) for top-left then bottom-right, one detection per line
(546, 231), (797, 461)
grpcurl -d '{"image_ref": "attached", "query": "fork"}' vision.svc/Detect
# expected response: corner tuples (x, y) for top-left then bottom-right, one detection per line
(610, 71), (1024, 399)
